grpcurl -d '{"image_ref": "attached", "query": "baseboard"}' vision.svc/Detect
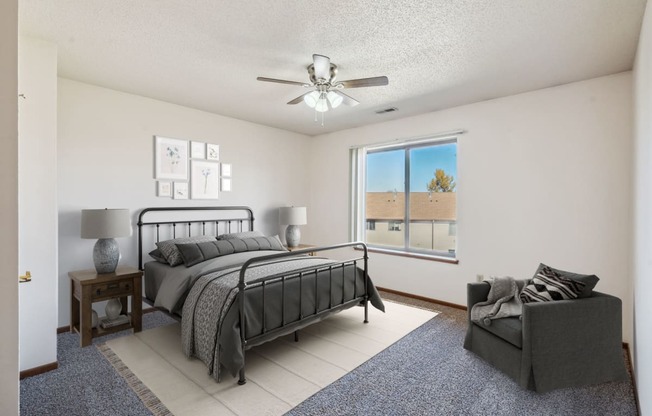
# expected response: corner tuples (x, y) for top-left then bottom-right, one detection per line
(622, 342), (641, 415)
(20, 361), (58, 380)
(376, 286), (467, 310)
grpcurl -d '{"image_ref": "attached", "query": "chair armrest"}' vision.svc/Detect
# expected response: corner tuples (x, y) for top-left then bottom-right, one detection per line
(521, 291), (625, 391)
(466, 282), (490, 320)
(522, 291), (622, 340)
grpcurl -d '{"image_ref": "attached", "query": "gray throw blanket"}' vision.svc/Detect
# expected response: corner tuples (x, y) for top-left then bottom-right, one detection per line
(471, 276), (525, 326)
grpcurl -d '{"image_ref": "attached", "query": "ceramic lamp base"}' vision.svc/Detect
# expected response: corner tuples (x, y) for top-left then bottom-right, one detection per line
(105, 298), (122, 320)
(93, 238), (119, 274)
(285, 225), (301, 247)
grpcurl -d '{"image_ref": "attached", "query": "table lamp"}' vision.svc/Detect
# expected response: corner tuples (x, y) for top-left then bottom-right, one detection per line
(81, 208), (131, 274)
(279, 206), (307, 247)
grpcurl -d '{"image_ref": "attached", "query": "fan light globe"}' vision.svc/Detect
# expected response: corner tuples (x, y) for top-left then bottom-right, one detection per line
(315, 93), (329, 112)
(327, 91), (343, 108)
(303, 91), (320, 108)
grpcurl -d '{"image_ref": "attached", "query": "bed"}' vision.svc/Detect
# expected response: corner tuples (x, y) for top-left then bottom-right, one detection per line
(137, 206), (385, 385)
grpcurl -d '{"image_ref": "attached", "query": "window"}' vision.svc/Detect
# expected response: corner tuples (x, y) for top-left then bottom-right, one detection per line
(388, 221), (402, 231)
(350, 135), (458, 259)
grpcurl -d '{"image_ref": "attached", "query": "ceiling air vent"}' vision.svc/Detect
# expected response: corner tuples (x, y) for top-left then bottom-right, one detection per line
(375, 107), (398, 114)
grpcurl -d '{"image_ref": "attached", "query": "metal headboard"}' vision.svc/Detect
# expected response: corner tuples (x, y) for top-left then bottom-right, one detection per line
(137, 206), (255, 270)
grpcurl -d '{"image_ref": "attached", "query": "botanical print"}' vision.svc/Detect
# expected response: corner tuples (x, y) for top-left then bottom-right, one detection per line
(207, 144), (220, 161)
(155, 136), (188, 180)
(157, 181), (172, 197)
(191, 160), (219, 199)
(191, 141), (206, 159)
(173, 182), (189, 199)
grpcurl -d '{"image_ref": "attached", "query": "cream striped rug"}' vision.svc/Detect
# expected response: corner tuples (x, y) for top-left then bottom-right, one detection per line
(101, 301), (436, 416)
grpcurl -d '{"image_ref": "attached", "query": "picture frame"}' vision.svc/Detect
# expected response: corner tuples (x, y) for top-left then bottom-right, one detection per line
(154, 136), (188, 180)
(173, 182), (189, 200)
(221, 178), (232, 192)
(207, 144), (220, 161)
(190, 141), (206, 159)
(221, 163), (232, 177)
(190, 160), (219, 199)
(157, 181), (171, 197)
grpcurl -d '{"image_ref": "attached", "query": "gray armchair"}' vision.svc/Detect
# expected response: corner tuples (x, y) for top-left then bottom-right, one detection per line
(463, 281), (627, 392)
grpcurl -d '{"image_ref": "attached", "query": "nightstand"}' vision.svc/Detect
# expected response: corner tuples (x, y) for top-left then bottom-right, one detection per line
(69, 266), (142, 347)
(285, 243), (317, 256)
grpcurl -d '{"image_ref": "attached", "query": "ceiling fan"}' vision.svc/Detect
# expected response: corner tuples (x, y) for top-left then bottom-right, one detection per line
(257, 54), (389, 115)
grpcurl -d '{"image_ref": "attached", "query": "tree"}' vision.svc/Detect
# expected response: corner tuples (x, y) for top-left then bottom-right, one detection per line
(427, 169), (456, 192)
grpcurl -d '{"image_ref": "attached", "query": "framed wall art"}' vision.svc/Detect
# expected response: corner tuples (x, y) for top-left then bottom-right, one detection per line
(173, 182), (189, 200)
(191, 141), (206, 159)
(207, 144), (220, 161)
(154, 136), (188, 180)
(221, 178), (232, 192)
(157, 181), (172, 197)
(221, 163), (232, 177)
(190, 160), (219, 199)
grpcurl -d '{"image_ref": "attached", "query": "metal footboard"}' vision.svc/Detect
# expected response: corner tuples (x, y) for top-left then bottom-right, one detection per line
(236, 241), (369, 385)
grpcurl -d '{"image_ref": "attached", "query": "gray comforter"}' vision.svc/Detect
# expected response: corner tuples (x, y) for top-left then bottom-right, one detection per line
(178, 255), (384, 381)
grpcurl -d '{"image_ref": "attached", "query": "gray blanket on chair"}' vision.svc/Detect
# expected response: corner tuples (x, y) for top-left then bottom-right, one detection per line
(471, 276), (525, 326)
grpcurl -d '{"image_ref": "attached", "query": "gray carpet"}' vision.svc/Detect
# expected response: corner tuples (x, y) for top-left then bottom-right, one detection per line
(287, 298), (638, 416)
(20, 312), (176, 416)
(20, 296), (638, 416)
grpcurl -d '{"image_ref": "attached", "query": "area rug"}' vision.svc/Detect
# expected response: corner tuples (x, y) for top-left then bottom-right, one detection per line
(101, 300), (436, 416)
(288, 300), (639, 416)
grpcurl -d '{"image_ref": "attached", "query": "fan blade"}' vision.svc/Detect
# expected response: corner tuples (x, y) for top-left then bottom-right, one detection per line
(312, 54), (331, 80)
(257, 77), (307, 87)
(287, 91), (313, 105)
(338, 76), (389, 89)
(332, 90), (359, 107)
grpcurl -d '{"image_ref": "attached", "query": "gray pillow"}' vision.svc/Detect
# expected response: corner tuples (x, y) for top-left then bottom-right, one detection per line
(217, 231), (264, 240)
(156, 235), (217, 266)
(148, 248), (168, 264)
(177, 235), (287, 267)
(532, 263), (599, 298)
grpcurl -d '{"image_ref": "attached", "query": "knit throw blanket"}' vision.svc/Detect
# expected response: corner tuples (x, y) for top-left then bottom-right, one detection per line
(471, 276), (525, 326)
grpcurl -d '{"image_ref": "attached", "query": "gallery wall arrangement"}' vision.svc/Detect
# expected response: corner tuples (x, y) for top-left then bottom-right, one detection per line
(153, 135), (232, 200)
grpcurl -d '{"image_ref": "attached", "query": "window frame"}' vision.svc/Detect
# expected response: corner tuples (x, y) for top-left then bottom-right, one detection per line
(350, 134), (459, 262)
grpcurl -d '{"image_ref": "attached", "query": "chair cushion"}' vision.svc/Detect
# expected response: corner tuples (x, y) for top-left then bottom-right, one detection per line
(475, 317), (522, 348)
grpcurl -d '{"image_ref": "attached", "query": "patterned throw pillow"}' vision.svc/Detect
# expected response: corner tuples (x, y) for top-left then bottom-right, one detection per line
(156, 235), (216, 266)
(520, 265), (586, 303)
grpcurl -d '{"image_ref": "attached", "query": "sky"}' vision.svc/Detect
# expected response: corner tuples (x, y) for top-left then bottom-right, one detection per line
(366, 142), (457, 192)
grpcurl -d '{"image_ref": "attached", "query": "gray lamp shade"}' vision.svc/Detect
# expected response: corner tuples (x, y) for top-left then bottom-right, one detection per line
(81, 209), (131, 239)
(279, 206), (307, 225)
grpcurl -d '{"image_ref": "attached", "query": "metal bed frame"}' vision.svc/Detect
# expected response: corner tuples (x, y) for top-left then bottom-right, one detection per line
(137, 206), (370, 385)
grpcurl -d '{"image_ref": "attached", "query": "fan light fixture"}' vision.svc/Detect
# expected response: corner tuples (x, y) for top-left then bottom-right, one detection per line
(257, 54), (388, 126)
(303, 91), (343, 112)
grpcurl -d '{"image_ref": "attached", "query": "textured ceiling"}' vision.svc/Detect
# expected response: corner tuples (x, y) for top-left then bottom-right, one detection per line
(19, 0), (647, 136)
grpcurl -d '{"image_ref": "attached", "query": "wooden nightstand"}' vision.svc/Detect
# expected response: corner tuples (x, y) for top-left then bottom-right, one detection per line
(285, 243), (317, 256)
(69, 266), (142, 347)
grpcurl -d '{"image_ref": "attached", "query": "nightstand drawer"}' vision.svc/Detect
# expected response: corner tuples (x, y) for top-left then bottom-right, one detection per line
(92, 280), (132, 300)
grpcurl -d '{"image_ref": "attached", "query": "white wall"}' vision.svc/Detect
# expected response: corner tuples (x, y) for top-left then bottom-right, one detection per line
(57, 79), (310, 327)
(18, 38), (58, 371)
(0, 0), (19, 414)
(633, 1), (652, 413)
(308, 73), (634, 342)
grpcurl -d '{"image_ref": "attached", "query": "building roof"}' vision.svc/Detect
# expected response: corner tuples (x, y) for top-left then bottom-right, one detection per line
(366, 192), (456, 221)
